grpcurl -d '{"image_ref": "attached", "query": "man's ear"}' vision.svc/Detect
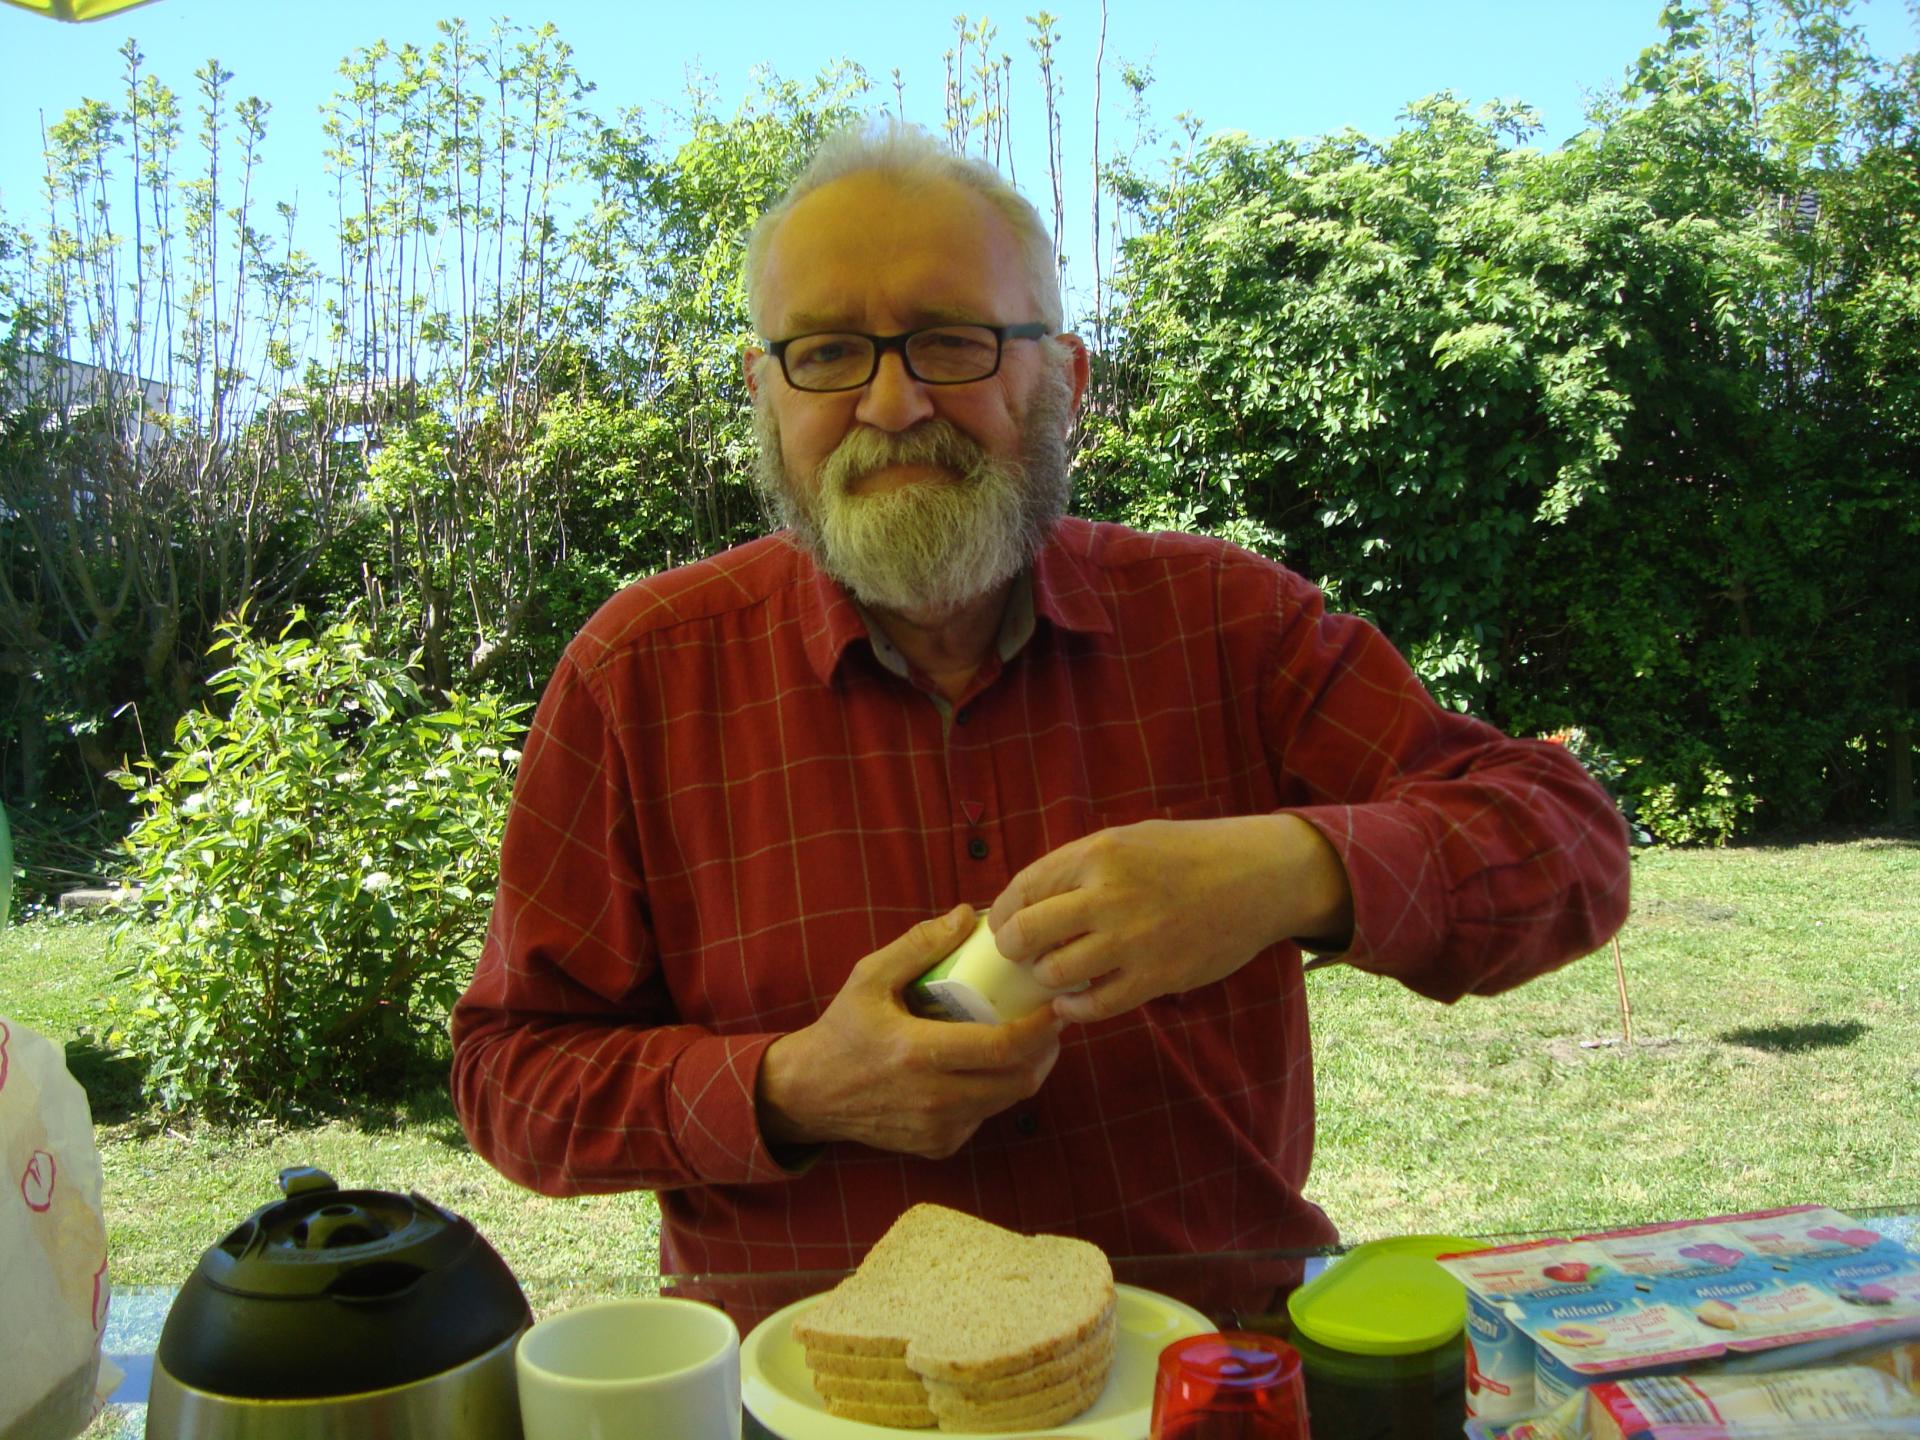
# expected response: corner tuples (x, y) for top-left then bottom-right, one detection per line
(1055, 333), (1091, 421)
(742, 346), (765, 398)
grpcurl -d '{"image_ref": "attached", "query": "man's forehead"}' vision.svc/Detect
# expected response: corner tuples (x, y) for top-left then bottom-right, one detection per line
(785, 167), (974, 231)
(759, 171), (1030, 334)
(780, 299), (983, 334)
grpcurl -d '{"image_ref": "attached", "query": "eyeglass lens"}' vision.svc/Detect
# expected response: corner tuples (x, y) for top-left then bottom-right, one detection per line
(783, 326), (1003, 391)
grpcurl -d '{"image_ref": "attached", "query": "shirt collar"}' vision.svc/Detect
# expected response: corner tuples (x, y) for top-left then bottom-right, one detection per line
(797, 543), (871, 686)
(794, 521), (1116, 687)
(1030, 520), (1116, 639)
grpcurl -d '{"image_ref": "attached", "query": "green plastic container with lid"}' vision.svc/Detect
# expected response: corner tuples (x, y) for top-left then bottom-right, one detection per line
(1285, 1234), (1486, 1440)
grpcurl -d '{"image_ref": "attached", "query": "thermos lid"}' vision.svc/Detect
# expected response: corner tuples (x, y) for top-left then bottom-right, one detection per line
(1288, 1235), (1485, 1357)
(194, 1166), (473, 1298)
(156, 1166), (531, 1399)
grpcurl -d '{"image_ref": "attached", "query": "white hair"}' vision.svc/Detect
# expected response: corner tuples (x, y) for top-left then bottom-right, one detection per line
(744, 119), (1064, 335)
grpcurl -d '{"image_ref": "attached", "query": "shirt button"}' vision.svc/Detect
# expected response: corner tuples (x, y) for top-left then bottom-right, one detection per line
(1014, 1113), (1039, 1136)
(967, 837), (990, 861)
(956, 707), (972, 724)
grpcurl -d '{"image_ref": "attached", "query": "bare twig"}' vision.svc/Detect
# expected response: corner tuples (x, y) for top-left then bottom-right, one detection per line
(1612, 935), (1633, 1046)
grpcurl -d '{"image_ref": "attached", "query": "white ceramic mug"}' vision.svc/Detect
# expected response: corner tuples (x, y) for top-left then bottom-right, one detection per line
(515, 1296), (742, 1440)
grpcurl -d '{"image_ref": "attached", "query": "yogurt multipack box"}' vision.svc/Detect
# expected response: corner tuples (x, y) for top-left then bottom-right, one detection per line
(1441, 1206), (1920, 1424)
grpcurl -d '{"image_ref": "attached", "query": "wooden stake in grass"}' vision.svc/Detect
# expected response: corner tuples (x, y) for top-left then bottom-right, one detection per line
(1612, 934), (1632, 1046)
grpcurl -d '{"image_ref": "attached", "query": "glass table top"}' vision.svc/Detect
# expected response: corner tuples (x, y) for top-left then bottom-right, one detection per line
(83, 1204), (1920, 1439)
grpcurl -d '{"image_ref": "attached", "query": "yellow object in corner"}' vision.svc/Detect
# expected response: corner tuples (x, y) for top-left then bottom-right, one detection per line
(2, 0), (163, 22)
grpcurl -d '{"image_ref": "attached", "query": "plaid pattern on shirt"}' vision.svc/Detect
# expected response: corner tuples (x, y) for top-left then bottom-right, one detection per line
(450, 518), (1629, 1275)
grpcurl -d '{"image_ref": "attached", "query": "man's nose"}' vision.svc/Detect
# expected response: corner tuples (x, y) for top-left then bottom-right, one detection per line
(854, 349), (936, 433)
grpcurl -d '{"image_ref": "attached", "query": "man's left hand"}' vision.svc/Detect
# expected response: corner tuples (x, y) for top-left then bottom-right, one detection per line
(985, 814), (1354, 1024)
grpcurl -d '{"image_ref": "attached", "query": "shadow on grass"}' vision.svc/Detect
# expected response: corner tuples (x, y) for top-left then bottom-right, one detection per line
(63, 1039), (145, 1124)
(1732, 826), (1919, 852)
(330, 1074), (473, 1152)
(1633, 896), (1741, 923)
(1719, 1019), (1868, 1053)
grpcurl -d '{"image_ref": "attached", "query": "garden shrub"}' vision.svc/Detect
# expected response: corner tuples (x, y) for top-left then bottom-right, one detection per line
(105, 610), (526, 1118)
(1632, 745), (1760, 848)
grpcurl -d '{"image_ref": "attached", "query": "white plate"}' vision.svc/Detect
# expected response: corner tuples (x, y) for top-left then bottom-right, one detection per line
(741, 1281), (1213, 1440)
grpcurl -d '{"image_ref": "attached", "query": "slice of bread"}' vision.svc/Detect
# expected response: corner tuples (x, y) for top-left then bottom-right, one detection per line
(920, 1306), (1116, 1402)
(810, 1370), (929, 1405)
(927, 1356), (1114, 1432)
(801, 1347), (919, 1381)
(793, 1203), (1118, 1431)
(821, 1392), (939, 1427)
(805, 1304), (1114, 1392)
(793, 1203), (1116, 1381)
(823, 1352), (1113, 1434)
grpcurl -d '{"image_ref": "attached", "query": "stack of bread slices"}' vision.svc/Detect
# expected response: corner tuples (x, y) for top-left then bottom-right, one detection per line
(792, 1203), (1118, 1432)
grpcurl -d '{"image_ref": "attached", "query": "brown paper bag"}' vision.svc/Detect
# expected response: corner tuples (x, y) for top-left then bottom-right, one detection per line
(0, 1017), (113, 1440)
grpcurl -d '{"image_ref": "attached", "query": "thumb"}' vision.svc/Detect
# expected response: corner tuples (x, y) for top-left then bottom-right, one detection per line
(863, 904), (978, 991)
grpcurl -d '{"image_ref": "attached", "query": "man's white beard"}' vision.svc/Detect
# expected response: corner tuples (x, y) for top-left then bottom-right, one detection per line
(755, 370), (1073, 619)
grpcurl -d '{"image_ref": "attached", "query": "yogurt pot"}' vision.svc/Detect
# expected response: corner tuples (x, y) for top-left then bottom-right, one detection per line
(1533, 1340), (1583, 1414)
(1464, 1291), (1536, 1422)
(905, 912), (1057, 1024)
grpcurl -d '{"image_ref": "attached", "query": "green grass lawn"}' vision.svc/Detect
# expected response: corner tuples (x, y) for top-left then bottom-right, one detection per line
(1307, 836), (1920, 1239)
(0, 919), (661, 1293)
(2, 836), (1915, 1296)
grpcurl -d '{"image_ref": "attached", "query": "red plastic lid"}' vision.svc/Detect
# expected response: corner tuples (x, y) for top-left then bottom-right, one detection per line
(1158, 1331), (1303, 1392)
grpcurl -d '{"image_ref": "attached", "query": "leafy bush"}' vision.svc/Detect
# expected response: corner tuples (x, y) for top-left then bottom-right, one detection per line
(1631, 743), (1760, 848)
(1085, 41), (1919, 843)
(105, 611), (526, 1118)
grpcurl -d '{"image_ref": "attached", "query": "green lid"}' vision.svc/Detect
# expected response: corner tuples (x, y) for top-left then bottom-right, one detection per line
(1287, 1234), (1487, 1356)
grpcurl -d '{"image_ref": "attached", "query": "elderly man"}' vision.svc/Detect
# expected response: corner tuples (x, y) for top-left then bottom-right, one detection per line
(450, 122), (1629, 1280)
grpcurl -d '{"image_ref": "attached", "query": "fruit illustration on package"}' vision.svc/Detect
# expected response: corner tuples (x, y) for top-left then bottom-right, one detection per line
(1677, 1243), (1745, 1268)
(1838, 1282), (1895, 1306)
(1696, 1299), (1742, 1331)
(1542, 1262), (1596, 1284)
(1808, 1225), (1884, 1250)
(1541, 1322), (1606, 1348)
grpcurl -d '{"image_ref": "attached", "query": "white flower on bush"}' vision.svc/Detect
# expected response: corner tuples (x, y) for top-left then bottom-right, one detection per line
(361, 871), (394, 894)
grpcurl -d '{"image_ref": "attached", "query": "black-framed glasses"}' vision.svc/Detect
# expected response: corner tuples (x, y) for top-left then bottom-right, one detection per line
(767, 322), (1050, 392)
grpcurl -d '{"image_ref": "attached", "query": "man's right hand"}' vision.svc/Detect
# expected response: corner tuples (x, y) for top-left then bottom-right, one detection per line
(756, 905), (1064, 1159)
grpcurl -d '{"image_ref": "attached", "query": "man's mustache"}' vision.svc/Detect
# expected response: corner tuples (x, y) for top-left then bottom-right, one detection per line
(819, 420), (989, 494)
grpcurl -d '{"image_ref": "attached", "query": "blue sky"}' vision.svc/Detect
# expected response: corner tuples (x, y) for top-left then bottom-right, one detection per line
(4, 0), (1916, 323)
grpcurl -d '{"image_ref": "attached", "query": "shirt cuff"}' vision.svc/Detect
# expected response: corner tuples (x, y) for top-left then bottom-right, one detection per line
(665, 1032), (816, 1185)
(1284, 802), (1450, 985)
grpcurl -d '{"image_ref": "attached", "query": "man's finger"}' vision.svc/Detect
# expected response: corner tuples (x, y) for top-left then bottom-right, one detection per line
(989, 877), (1097, 963)
(912, 996), (1064, 1076)
(986, 837), (1091, 938)
(859, 904), (976, 989)
(1051, 970), (1138, 1026)
(1026, 928), (1113, 991)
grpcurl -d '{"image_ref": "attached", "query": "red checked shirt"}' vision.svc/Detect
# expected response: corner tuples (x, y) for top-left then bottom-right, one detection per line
(450, 518), (1629, 1276)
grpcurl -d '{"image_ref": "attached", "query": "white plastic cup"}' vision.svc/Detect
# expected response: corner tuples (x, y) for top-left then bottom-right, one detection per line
(515, 1296), (741, 1440)
(1463, 1291), (1537, 1421)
